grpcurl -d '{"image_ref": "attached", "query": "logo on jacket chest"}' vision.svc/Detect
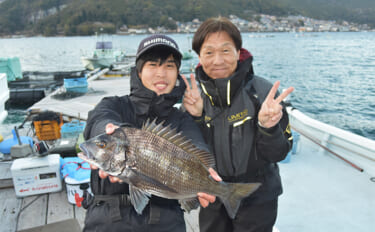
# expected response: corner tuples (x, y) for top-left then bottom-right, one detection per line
(228, 109), (249, 123)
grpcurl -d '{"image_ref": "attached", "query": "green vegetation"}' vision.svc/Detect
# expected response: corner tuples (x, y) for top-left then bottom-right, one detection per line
(279, 0), (375, 27)
(0, 0), (374, 36)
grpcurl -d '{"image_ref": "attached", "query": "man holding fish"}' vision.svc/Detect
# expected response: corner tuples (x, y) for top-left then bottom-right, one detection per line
(80, 34), (224, 232)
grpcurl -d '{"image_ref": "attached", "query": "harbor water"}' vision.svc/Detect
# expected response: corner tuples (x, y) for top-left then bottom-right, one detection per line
(0, 32), (374, 140)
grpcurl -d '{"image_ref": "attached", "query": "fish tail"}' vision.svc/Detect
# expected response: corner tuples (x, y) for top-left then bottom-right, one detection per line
(220, 182), (261, 219)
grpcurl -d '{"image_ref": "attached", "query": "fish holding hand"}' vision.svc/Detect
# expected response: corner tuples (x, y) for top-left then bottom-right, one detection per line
(79, 119), (261, 219)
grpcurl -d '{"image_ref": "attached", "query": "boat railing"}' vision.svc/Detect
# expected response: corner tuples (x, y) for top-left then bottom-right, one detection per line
(287, 106), (375, 176)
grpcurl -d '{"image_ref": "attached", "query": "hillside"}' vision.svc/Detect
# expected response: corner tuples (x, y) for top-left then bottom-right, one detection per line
(0, 0), (374, 36)
(279, 0), (375, 26)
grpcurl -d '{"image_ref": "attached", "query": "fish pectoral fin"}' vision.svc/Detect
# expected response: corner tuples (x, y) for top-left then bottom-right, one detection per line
(129, 185), (151, 215)
(179, 198), (200, 213)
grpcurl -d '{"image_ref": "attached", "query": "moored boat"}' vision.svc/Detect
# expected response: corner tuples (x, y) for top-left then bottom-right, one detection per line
(80, 41), (125, 70)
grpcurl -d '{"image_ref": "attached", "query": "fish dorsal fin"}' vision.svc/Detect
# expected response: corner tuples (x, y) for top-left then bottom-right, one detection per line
(142, 118), (216, 168)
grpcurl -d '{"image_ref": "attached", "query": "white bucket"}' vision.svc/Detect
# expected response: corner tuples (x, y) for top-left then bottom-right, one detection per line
(65, 176), (92, 204)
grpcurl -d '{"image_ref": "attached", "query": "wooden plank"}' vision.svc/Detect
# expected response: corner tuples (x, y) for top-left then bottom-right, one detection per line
(74, 205), (86, 229)
(0, 178), (14, 189)
(47, 191), (74, 224)
(17, 194), (48, 231)
(0, 188), (22, 232)
(0, 162), (12, 179)
(17, 219), (81, 232)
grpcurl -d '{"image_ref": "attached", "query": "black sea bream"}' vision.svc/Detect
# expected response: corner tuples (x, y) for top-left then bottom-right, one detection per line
(79, 119), (261, 219)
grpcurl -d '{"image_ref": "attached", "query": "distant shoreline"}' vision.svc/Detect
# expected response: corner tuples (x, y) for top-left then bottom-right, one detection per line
(1, 30), (374, 39)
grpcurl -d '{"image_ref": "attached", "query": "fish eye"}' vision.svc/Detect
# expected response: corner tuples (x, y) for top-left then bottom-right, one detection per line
(96, 141), (107, 149)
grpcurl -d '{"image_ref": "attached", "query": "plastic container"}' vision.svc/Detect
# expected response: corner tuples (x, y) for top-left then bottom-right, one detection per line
(0, 129), (33, 154)
(61, 120), (86, 138)
(65, 176), (92, 205)
(280, 130), (300, 164)
(61, 157), (91, 205)
(64, 77), (88, 93)
(11, 154), (62, 197)
(34, 120), (61, 140)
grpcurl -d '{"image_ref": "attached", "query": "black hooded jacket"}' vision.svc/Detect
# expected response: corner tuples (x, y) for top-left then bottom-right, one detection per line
(83, 67), (209, 203)
(195, 49), (293, 203)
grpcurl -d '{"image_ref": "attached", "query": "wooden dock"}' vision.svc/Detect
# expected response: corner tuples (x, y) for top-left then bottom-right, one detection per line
(0, 160), (199, 232)
(29, 75), (132, 121)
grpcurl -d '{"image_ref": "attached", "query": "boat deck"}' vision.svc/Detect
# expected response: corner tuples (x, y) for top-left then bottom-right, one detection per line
(276, 135), (375, 232)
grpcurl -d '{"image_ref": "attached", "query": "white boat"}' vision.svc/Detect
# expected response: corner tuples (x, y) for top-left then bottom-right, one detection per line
(80, 41), (125, 70)
(286, 106), (375, 177)
(274, 107), (375, 232)
(0, 73), (9, 123)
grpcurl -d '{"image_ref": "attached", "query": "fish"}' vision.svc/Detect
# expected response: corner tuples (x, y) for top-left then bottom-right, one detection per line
(78, 119), (261, 219)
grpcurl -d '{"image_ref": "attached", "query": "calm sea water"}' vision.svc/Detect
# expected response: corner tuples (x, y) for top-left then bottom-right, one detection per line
(0, 32), (374, 140)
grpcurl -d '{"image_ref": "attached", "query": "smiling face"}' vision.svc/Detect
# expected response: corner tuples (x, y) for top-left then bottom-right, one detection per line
(199, 31), (240, 79)
(138, 54), (178, 95)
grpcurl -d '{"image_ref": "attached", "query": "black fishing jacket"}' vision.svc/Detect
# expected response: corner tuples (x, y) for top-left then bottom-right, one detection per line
(195, 49), (293, 203)
(83, 67), (209, 203)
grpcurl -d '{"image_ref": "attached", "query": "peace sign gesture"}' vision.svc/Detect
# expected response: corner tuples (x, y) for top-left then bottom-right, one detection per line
(258, 81), (294, 128)
(181, 73), (203, 117)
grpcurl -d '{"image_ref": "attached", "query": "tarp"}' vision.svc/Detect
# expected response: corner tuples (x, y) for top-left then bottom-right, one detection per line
(0, 57), (23, 81)
(60, 157), (91, 181)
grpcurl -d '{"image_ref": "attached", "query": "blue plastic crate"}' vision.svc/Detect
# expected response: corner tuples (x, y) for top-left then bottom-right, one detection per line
(61, 120), (86, 138)
(64, 77), (88, 93)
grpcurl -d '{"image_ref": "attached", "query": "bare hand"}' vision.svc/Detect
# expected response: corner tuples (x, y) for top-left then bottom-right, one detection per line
(90, 123), (122, 183)
(258, 81), (294, 128)
(181, 74), (203, 117)
(197, 168), (222, 207)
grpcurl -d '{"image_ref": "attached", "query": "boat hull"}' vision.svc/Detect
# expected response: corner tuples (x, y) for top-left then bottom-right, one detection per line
(81, 57), (116, 70)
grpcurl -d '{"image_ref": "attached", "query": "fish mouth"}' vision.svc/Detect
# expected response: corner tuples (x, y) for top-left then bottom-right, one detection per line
(78, 144), (102, 168)
(79, 143), (91, 158)
(78, 143), (119, 176)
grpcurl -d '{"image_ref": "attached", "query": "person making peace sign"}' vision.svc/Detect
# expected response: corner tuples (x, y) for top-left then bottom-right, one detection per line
(182, 17), (294, 232)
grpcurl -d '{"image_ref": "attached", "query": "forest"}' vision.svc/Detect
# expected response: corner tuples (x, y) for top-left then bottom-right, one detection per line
(0, 0), (374, 36)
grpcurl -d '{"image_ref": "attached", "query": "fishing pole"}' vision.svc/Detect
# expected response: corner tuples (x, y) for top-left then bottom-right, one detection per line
(291, 127), (364, 172)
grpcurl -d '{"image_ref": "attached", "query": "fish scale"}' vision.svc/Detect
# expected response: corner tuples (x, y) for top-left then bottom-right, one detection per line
(127, 127), (205, 197)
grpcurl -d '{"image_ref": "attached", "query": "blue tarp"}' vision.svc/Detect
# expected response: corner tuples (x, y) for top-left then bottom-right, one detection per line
(0, 57), (23, 81)
(60, 157), (91, 181)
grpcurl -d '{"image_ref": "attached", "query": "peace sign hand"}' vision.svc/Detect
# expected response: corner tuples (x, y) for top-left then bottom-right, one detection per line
(181, 73), (203, 117)
(258, 81), (294, 128)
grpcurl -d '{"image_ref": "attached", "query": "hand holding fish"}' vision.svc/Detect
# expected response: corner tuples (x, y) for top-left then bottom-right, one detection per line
(89, 123), (122, 183)
(258, 81), (294, 128)
(181, 73), (203, 117)
(198, 168), (222, 207)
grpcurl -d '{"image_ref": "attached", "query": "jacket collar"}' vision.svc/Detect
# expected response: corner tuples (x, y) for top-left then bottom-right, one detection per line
(129, 67), (186, 117)
(196, 48), (254, 107)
